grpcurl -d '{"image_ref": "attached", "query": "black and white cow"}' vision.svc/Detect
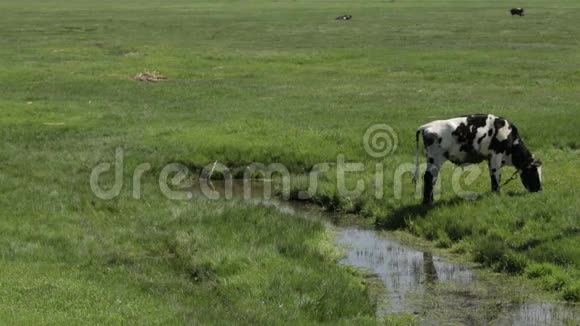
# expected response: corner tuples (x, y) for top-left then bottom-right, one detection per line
(414, 114), (543, 205)
(510, 8), (525, 16)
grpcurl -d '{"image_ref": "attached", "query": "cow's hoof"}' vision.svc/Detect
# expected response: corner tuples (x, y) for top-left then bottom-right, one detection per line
(422, 201), (434, 208)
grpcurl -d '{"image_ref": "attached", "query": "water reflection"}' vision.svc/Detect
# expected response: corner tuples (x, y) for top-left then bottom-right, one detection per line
(423, 252), (438, 285)
(338, 227), (473, 316)
(497, 303), (579, 326)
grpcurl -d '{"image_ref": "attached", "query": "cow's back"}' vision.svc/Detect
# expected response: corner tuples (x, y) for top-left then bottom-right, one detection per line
(419, 114), (509, 165)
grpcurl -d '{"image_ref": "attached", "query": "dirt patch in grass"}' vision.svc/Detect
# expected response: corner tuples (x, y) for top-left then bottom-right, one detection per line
(123, 51), (145, 57)
(133, 71), (167, 82)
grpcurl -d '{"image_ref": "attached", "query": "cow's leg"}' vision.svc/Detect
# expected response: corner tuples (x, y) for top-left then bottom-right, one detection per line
(489, 154), (503, 192)
(423, 151), (445, 206)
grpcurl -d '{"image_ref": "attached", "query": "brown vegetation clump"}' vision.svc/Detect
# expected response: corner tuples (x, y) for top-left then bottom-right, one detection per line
(133, 71), (167, 82)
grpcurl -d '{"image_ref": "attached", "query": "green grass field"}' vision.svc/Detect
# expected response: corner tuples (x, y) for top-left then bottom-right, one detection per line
(1, 0), (579, 323)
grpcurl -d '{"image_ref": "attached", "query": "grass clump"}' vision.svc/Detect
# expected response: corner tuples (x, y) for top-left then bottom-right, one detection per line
(493, 253), (528, 275)
(526, 263), (555, 279)
(561, 282), (580, 302)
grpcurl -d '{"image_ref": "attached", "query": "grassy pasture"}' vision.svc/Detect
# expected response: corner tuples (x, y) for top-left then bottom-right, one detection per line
(0, 0), (579, 323)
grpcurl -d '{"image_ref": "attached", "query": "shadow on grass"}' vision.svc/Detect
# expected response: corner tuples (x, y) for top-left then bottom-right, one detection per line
(505, 190), (529, 198)
(376, 196), (484, 230)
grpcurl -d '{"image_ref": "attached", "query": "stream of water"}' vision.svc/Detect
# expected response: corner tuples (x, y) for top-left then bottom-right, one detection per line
(188, 180), (579, 325)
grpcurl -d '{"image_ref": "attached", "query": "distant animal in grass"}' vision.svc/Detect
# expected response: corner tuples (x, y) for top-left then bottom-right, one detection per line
(510, 8), (524, 16)
(414, 114), (543, 205)
(336, 15), (352, 20)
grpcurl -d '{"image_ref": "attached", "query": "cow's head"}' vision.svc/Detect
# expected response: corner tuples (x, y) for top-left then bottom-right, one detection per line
(519, 157), (543, 192)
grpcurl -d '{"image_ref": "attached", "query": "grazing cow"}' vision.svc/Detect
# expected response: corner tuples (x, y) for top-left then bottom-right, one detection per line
(510, 8), (525, 16)
(336, 15), (352, 20)
(414, 114), (543, 205)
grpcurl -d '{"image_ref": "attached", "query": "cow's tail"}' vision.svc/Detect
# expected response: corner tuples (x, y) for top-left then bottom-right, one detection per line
(413, 128), (422, 183)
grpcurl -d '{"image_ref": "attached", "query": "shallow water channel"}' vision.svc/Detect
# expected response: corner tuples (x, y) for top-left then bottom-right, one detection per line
(188, 180), (579, 325)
